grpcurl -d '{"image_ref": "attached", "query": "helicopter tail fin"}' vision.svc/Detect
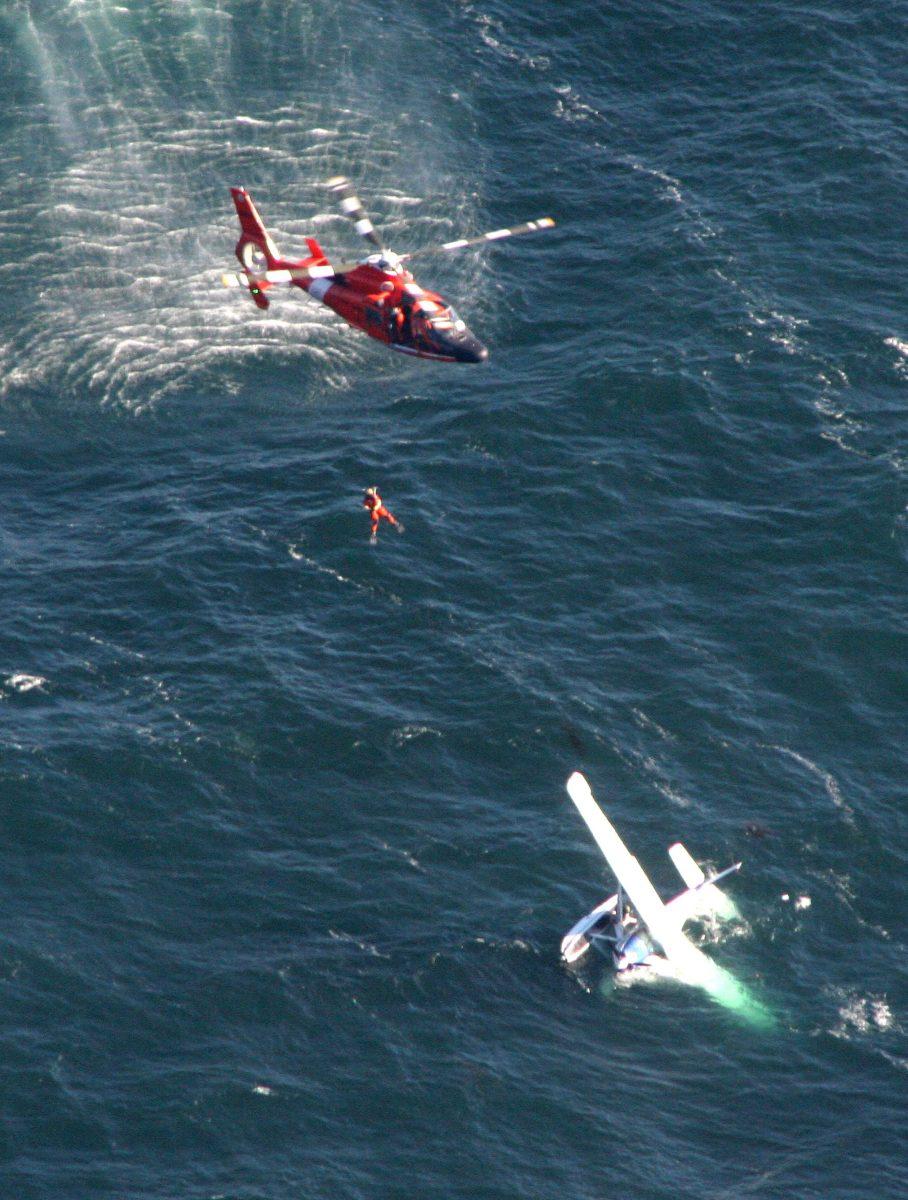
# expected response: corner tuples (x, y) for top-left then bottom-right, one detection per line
(230, 187), (282, 270)
(304, 236), (330, 267)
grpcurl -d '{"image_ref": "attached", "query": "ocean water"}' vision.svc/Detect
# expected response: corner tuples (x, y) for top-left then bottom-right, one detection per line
(0, 1), (906, 1196)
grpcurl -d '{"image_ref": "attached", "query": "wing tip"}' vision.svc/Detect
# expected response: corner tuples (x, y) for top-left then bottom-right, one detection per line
(566, 770), (591, 800)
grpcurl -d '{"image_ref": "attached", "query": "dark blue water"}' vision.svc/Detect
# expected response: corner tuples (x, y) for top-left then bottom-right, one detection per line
(1, 2), (905, 1197)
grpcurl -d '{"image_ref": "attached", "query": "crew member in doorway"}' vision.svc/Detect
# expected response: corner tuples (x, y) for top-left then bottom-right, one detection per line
(392, 293), (415, 344)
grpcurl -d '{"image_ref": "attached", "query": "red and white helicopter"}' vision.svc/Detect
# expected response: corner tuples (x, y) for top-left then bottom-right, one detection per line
(222, 177), (554, 363)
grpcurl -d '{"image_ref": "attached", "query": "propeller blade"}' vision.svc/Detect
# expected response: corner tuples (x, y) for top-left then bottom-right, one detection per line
(326, 175), (383, 249)
(401, 216), (555, 262)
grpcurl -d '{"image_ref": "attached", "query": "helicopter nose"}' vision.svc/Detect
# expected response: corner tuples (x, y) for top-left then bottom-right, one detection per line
(460, 337), (489, 363)
(448, 331), (489, 363)
(425, 321), (488, 363)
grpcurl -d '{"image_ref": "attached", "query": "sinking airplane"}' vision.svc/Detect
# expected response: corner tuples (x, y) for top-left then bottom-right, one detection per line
(562, 772), (773, 1024)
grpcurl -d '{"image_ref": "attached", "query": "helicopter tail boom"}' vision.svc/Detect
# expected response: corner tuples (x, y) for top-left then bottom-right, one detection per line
(230, 186), (282, 270)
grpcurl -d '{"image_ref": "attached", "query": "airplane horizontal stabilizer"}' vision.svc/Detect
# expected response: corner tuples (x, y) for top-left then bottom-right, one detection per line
(666, 861), (741, 926)
(668, 843), (705, 889)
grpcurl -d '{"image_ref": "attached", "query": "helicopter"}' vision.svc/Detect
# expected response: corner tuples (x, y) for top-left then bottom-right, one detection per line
(221, 177), (554, 363)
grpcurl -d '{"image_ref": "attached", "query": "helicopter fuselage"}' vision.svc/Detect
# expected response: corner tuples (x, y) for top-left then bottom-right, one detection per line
(301, 258), (489, 364)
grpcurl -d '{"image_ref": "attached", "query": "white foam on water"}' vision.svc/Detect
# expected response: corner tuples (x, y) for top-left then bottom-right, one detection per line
(390, 725), (443, 747)
(884, 336), (908, 379)
(830, 989), (895, 1037)
(327, 929), (390, 960)
(764, 743), (855, 823)
(0, 141), (363, 410)
(378, 841), (423, 871)
(288, 548), (403, 607)
(5, 673), (48, 693)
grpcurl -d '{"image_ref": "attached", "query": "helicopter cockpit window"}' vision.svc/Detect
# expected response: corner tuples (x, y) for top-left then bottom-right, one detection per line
(418, 303), (465, 332)
(436, 306), (467, 332)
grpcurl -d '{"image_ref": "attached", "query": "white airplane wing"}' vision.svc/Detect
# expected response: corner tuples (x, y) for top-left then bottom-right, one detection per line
(565, 773), (689, 960)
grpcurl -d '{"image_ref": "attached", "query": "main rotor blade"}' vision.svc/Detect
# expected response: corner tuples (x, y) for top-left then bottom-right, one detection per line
(326, 175), (383, 249)
(221, 261), (363, 289)
(401, 217), (555, 262)
(221, 210), (556, 290)
(280, 261), (364, 281)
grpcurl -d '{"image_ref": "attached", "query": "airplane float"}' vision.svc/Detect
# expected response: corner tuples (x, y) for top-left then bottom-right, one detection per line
(562, 772), (773, 1024)
(222, 177), (554, 363)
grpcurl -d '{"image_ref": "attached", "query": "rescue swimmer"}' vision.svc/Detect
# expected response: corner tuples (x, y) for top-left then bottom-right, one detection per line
(363, 487), (401, 541)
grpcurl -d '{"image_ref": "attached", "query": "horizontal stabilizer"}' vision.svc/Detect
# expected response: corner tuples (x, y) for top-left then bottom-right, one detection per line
(666, 861), (741, 925)
(668, 843), (705, 889)
(222, 265), (352, 290)
(222, 270), (293, 288)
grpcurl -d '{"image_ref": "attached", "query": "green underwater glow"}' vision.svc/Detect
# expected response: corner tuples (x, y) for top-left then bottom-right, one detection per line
(672, 947), (776, 1029)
